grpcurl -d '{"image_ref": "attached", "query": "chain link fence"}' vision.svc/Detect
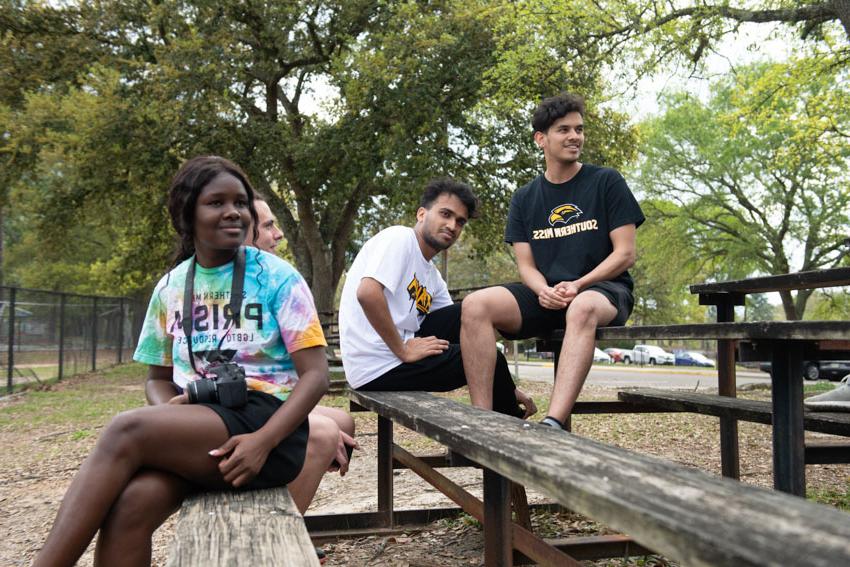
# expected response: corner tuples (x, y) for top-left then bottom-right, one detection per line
(0, 286), (144, 393)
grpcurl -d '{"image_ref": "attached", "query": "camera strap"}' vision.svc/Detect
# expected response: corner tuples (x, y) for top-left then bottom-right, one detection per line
(182, 246), (246, 375)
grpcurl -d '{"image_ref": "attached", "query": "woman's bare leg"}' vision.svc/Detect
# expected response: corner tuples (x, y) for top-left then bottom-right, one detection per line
(94, 470), (190, 567)
(34, 404), (230, 567)
(287, 414), (339, 514)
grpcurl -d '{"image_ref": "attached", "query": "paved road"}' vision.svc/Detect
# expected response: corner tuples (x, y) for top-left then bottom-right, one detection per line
(510, 361), (772, 389)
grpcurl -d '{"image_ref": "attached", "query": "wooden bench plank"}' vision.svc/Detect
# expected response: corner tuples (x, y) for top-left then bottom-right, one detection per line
(617, 388), (850, 436)
(536, 321), (850, 348)
(689, 267), (850, 294)
(166, 487), (319, 567)
(595, 321), (850, 342)
(350, 390), (850, 567)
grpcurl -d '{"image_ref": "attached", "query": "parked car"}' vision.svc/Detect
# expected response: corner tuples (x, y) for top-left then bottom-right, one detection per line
(603, 347), (629, 363)
(593, 348), (612, 363)
(675, 351), (715, 367)
(759, 360), (850, 381)
(625, 344), (675, 365)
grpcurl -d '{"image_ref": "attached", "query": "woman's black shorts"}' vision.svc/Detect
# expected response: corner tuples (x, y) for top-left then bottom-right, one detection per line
(499, 280), (634, 340)
(201, 390), (310, 490)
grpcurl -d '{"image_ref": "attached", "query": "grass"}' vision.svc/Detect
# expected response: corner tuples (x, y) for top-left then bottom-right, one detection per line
(809, 481), (850, 511)
(5, 365), (63, 395)
(804, 381), (840, 395)
(0, 363), (147, 431)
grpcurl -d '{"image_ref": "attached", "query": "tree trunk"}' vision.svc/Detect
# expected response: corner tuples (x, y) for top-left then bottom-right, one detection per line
(779, 290), (800, 321)
(834, 0), (850, 40)
(794, 288), (814, 321)
(309, 247), (337, 317)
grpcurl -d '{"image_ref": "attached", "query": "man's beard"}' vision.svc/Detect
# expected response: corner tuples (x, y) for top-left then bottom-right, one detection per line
(423, 230), (453, 252)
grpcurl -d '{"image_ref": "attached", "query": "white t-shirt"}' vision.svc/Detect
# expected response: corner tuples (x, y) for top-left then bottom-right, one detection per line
(339, 226), (453, 388)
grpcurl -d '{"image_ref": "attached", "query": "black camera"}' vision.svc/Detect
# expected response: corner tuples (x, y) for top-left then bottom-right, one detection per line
(187, 362), (248, 408)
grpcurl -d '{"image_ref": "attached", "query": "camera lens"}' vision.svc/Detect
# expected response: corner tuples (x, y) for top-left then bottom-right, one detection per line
(187, 379), (218, 404)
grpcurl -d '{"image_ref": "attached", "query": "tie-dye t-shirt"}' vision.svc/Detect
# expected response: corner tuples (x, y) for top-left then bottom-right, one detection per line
(133, 247), (327, 399)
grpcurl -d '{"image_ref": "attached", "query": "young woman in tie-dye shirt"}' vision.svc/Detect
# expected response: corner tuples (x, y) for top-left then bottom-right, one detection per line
(35, 156), (341, 567)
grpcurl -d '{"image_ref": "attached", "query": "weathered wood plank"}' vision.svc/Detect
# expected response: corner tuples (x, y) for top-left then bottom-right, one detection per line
(539, 321), (850, 345)
(689, 267), (850, 294)
(596, 321), (850, 342)
(617, 388), (850, 437)
(349, 390), (850, 567)
(166, 487), (319, 567)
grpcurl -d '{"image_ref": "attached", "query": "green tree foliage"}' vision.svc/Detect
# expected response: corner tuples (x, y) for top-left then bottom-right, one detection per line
(629, 199), (710, 325)
(806, 289), (850, 320)
(564, 1), (850, 74)
(744, 293), (777, 321)
(638, 59), (850, 320)
(2, 0), (636, 308)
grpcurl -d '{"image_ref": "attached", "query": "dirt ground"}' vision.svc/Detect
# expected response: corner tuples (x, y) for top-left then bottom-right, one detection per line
(1, 371), (848, 566)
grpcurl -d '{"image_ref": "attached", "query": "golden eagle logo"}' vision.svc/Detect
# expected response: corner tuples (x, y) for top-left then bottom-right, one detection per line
(548, 204), (583, 226)
(407, 274), (433, 314)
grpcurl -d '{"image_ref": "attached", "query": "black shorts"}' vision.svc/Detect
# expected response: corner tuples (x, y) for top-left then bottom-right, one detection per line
(357, 303), (523, 418)
(201, 390), (310, 490)
(500, 281), (633, 340)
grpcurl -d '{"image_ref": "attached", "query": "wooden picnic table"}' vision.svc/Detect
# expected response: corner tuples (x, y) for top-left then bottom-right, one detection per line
(689, 267), (850, 495)
(596, 321), (850, 496)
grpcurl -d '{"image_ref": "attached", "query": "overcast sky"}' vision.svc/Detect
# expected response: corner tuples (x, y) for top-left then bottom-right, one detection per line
(611, 21), (795, 121)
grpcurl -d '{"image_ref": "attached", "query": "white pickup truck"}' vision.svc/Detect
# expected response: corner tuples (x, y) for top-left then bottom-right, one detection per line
(623, 344), (675, 365)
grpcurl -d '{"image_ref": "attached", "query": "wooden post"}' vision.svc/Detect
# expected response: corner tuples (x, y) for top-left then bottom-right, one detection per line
(716, 300), (740, 480)
(770, 341), (806, 496)
(698, 292), (745, 480)
(483, 468), (512, 567)
(377, 415), (394, 527)
(510, 482), (532, 530)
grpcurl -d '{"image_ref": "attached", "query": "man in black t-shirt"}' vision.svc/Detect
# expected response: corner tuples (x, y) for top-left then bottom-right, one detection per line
(460, 93), (645, 429)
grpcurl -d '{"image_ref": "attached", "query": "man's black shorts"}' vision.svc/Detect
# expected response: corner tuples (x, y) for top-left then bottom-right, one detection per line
(356, 303), (523, 418)
(499, 281), (633, 340)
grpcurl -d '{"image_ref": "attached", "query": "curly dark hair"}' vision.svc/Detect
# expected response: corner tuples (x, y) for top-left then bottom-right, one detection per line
(531, 93), (586, 133)
(419, 177), (480, 219)
(167, 156), (259, 264)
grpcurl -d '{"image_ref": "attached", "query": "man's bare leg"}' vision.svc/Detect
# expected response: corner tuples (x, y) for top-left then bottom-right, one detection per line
(288, 414), (340, 514)
(547, 291), (617, 424)
(460, 287), (523, 409)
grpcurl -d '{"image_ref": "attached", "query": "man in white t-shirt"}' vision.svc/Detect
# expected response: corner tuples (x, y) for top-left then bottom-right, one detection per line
(339, 178), (536, 418)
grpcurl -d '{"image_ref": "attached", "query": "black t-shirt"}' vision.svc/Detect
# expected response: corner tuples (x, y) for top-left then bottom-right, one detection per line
(504, 164), (645, 289)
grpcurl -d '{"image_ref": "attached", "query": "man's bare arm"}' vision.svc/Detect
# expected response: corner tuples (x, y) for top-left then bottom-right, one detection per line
(560, 224), (637, 295)
(513, 242), (569, 309)
(356, 277), (447, 363)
